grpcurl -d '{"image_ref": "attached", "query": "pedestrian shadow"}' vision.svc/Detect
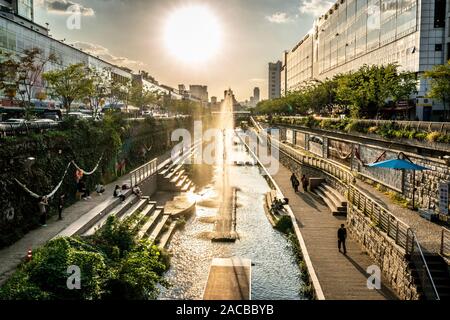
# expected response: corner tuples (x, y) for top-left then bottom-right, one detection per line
(343, 253), (398, 300)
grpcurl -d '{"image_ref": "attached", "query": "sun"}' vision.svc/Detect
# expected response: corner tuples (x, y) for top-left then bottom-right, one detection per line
(164, 5), (222, 64)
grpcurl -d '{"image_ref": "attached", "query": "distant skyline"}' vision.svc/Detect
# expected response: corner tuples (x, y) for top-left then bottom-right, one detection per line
(34, 0), (332, 101)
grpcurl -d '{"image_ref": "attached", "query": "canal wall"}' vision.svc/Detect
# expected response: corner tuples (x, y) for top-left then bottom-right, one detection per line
(347, 205), (420, 300)
(278, 151), (420, 300)
(275, 124), (450, 218)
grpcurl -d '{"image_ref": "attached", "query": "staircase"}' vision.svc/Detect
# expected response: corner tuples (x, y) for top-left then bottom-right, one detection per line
(158, 162), (195, 193)
(312, 183), (347, 216)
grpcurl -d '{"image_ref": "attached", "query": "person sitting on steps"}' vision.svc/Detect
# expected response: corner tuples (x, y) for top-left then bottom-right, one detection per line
(114, 185), (126, 202)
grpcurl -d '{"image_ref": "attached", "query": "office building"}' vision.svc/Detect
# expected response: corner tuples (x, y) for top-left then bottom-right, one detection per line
(0, 1), (178, 107)
(253, 87), (260, 102)
(269, 61), (282, 99)
(281, 0), (450, 120)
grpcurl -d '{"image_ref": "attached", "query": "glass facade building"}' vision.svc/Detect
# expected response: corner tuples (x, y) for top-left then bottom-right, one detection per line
(281, 0), (449, 120)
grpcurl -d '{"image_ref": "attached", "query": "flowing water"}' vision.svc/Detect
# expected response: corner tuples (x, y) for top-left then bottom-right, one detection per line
(159, 91), (306, 300)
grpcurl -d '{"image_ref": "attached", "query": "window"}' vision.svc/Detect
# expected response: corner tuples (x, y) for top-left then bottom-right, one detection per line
(434, 0), (446, 28)
(435, 44), (442, 51)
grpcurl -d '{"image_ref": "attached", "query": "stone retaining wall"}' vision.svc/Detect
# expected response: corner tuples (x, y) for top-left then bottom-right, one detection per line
(347, 206), (420, 300)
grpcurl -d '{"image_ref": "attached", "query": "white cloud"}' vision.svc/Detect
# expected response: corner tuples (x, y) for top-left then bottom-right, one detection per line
(299, 0), (334, 17)
(265, 12), (293, 24)
(72, 41), (145, 70)
(36, 0), (95, 16)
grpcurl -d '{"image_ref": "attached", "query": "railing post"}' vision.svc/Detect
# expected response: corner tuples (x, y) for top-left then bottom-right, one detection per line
(396, 221), (399, 245)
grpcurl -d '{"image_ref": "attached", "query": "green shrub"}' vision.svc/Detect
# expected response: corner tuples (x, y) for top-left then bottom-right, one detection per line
(275, 215), (294, 234)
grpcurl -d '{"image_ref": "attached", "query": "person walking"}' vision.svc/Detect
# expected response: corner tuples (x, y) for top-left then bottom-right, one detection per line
(301, 175), (309, 192)
(338, 224), (347, 254)
(290, 173), (300, 193)
(38, 196), (49, 227)
(58, 194), (65, 220)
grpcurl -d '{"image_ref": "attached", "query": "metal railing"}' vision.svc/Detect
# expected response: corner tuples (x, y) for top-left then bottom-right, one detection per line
(273, 116), (450, 133)
(129, 158), (158, 188)
(0, 121), (60, 135)
(441, 228), (450, 259)
(408, 229), (440, 300)
(348, 186), (412, 251)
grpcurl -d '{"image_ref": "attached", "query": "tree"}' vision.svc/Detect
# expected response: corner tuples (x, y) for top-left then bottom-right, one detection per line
(424, 60), (450, 120)
(86, 68), (110, 118)
(129, 83), (161, 112)
(43, 63), (92, 113)
(0, 48), (57, 116)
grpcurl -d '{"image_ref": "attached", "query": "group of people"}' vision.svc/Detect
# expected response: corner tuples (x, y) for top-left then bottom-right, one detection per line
(113, 184), (143, 202)
(269, 197), (289, 214)
(290, 173), (309, 193)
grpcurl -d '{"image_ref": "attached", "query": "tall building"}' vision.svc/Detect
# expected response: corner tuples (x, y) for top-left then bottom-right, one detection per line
(268, 61), (282, 99)
(1, 0), (34, 21)
(189, 85), (208, 103)
(281, 0), (450, 121)
(253, 87), (260, 102)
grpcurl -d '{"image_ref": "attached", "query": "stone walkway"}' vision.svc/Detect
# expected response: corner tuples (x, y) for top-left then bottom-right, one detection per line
(265, 154), (398, 300)
(0, 151), (172, 285)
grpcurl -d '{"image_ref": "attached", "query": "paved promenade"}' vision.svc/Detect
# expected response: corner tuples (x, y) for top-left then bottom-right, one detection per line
(266, 156), (397, 300)
(0, 151), (172, 285)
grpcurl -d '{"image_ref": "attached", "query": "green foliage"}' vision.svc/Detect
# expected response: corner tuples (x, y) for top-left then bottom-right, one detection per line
(43, 63), (93, 113)
(424, 60), (450, 120)
(256, 64), (417, 120)
(0, 217), (169, 300)
(275, 215), (294, 234)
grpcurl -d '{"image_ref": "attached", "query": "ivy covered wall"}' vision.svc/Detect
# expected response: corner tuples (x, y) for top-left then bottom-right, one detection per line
(0, 115), (192, 248)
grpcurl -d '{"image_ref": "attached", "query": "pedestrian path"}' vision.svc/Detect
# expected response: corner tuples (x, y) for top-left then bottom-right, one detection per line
(266, 156), (397, 300)
(0, 151), (172, 285)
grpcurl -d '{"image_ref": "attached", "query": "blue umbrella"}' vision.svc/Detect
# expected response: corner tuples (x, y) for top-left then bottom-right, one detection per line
(368, 159), (430, 171)
(368, 154), (431, 209)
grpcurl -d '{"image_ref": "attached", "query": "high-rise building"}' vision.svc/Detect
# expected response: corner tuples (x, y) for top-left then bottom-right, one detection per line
(268, 61), (282, 99)
(253, 87), (260, 103)
(281, 0), (450, 120)
(0, 0), (34, 21)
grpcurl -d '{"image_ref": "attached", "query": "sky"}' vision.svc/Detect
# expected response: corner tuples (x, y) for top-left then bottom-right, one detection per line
(34, 0), (334, 101)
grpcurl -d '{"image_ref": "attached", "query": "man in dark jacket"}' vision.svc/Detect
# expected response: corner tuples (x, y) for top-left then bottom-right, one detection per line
(338, 224), (347, 254)
(290, 173), (300, 192)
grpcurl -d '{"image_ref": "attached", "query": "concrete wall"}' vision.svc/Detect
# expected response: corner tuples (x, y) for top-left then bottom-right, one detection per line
(139, 175), (158, 197)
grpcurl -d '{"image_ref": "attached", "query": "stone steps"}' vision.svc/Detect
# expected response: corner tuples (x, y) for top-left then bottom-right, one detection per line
(148, 214), (171, 243)
(128, 202), (157, 230)
(158, 221), (178, 249)
(313, 184), (347, 216)
(137, 207), (164, 240)
(175, 175), (189, 188)
(181, 180), (193, 192)
(83, 195), (137, 236)
(170, 169), (186, 183)
(117, 198), (148, 223)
